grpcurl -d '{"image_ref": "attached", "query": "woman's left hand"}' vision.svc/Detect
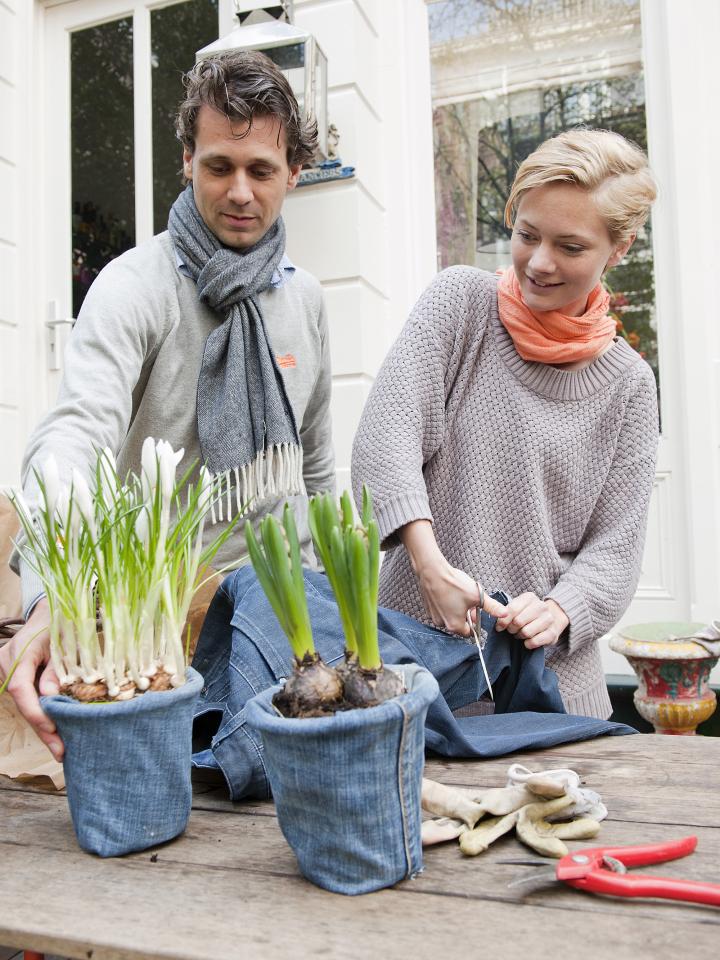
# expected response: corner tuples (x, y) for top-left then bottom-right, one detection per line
(493, 593), (569, 649)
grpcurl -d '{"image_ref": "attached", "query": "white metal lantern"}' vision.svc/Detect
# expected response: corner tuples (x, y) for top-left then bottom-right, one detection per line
(196, 1), (329, 161)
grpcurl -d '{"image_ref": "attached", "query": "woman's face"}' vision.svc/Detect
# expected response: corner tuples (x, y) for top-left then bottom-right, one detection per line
(511, 182), (630, 316)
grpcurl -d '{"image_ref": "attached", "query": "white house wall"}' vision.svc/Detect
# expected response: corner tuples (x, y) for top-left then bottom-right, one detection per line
(281, 0), (437, 495)
(643, 0), (720, 629)
(0, 0), (28, 486)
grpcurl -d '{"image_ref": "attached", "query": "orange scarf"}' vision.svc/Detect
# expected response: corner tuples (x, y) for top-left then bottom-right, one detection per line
(496, 267), (615, 364)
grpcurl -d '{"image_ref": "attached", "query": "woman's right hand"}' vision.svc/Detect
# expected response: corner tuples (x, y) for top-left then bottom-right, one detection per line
(400, 520), (506, 635)
(0, 599), (64, 761)
(417, 558), (484, 636)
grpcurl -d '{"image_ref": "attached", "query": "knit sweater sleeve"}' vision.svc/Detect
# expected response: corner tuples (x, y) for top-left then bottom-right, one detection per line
(546, 365), (659, 652)
(352, 266), (489, 546)
(12, 246), (169, 615)
(300, 291), (336, 497)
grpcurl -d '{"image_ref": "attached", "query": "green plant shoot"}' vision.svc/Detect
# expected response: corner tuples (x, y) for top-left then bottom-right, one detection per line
(309, 486), (382, 670)
(245, 504), (314, 662)
(308, 491), (357, 654)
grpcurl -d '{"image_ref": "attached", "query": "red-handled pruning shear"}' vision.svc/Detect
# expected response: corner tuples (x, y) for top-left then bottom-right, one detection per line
(505, 836), (720, 906)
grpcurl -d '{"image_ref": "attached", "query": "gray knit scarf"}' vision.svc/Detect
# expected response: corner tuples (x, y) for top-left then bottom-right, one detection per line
(168, 184), (304, 516)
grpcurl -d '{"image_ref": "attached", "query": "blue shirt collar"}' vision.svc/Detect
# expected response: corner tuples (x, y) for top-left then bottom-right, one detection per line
(173, 243), (295, 290)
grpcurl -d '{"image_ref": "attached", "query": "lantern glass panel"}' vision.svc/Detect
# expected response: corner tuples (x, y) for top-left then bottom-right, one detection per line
(314, 46), (328, 156)
(264, 40), (308, 114)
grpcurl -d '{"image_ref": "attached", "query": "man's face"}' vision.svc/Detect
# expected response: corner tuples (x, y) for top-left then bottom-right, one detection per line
(182, 105), (301, 249)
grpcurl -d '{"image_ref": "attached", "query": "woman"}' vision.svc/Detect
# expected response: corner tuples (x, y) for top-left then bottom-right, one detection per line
(351, 129), (659, 719)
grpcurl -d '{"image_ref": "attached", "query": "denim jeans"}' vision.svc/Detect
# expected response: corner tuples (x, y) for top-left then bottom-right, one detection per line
(246, 663), (439, 895)
(43, 667), (203, 857)
(192, 568), (635, 800)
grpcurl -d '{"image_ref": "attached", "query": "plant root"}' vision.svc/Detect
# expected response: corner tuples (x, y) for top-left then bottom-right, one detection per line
(342, 662), (405, 708)
(272, 653), (343, 718)
(61, 667), (175, 702)
(335, 650), (358, 685)
(62, 679), (110, 702)
(148, 669), (173, 692)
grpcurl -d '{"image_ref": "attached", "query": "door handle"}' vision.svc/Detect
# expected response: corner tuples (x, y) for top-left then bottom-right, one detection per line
(46, 301), (76, 371)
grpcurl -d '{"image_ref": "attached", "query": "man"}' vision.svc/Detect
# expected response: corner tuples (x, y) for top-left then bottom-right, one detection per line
(0, 50), (335, 761)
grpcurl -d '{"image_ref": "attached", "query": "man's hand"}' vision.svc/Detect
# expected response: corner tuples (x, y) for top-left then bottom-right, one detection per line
(0, 599), (64, 761)
(494, 593), (569, 649)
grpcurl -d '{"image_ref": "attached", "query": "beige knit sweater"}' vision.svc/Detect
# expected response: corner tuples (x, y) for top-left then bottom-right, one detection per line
(352, 267), (659, 719)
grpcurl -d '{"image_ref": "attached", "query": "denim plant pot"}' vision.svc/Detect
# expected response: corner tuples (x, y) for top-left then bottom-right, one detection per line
(41, 666), (203, 857)
(245, 662), (440, 895)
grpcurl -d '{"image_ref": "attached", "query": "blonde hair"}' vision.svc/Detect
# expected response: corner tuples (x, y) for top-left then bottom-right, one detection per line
(504, 129), (657, 245)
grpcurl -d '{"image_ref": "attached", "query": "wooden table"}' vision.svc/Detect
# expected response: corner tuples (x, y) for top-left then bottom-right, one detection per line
(1, 735), (718, 960)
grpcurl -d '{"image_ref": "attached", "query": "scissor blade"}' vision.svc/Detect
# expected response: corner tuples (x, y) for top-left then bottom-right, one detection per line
(476, 641), (494, 701)
(467, 612), (493, 701)
(507, 871), (557, 891)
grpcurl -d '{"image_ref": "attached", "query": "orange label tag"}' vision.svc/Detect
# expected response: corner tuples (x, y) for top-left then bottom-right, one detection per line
(276, 353), (297, 369)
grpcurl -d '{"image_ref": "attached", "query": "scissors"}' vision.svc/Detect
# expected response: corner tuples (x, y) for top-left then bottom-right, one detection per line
(505, 836), (720, 906)
(465, 580), (493, 701)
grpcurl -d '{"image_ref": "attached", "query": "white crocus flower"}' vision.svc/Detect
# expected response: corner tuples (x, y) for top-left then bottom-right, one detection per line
(55, 487), (72, 537)
(99, 447), (118, 505)
(198, 466), (215, 516)
(158, 441), (184, 502)
(9, 489), (32, 526)
(71, 469), (95, 533)
(135, 506), (150, 545)
(141, 436), (158, 501)
(41, 455), (61, 519)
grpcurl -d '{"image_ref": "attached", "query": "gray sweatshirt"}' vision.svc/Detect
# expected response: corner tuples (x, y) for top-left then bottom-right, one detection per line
(352, 267), (659, 718)
(16, 231), (335, 613)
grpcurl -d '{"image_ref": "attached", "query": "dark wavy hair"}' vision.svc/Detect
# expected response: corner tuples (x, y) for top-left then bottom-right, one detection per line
(176, 50), (318, 166)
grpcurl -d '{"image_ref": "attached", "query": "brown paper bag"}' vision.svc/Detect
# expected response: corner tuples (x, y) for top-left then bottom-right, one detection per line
(184, 567), (223, 658)
(0, 493), (22, 620)
(0, 693), (65, 789)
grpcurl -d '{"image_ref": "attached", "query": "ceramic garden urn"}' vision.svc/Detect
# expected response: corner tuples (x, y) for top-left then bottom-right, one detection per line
(610, 622), (719, 735)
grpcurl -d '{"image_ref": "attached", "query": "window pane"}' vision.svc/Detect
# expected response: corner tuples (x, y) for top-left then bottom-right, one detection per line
(151, 0), (219, 234)
(428, 0), (658, 389)
(71, 18), (135, 316)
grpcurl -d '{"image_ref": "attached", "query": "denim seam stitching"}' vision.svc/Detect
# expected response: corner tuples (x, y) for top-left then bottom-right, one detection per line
(221, 721), (269, 799)
(396, 699), (414, 878)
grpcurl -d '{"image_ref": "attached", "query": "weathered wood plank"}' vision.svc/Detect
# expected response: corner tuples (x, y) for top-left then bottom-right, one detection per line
(2, 735), (719, 960)
(1, 789), (718, 927)
(423, 735), (720, 826)
(0, 774), (64, 796)
(424, 732), (720, 780)
(0, 842), (717, 960)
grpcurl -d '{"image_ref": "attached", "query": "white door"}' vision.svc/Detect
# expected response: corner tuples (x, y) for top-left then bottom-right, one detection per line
(42, 0), (222, 402)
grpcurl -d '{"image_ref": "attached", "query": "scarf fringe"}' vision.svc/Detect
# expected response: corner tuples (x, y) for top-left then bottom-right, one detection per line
(209, 443), (305, 523)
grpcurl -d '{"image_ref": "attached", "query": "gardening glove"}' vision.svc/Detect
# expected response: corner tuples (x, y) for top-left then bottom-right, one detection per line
(422, 778), (485, 829)
(516, 795), (601, 859)
(459, 810), (520, 857)
(507, 763), (607, 821)
(421, 817), (467, 846)
(422, 778), (536, 827)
